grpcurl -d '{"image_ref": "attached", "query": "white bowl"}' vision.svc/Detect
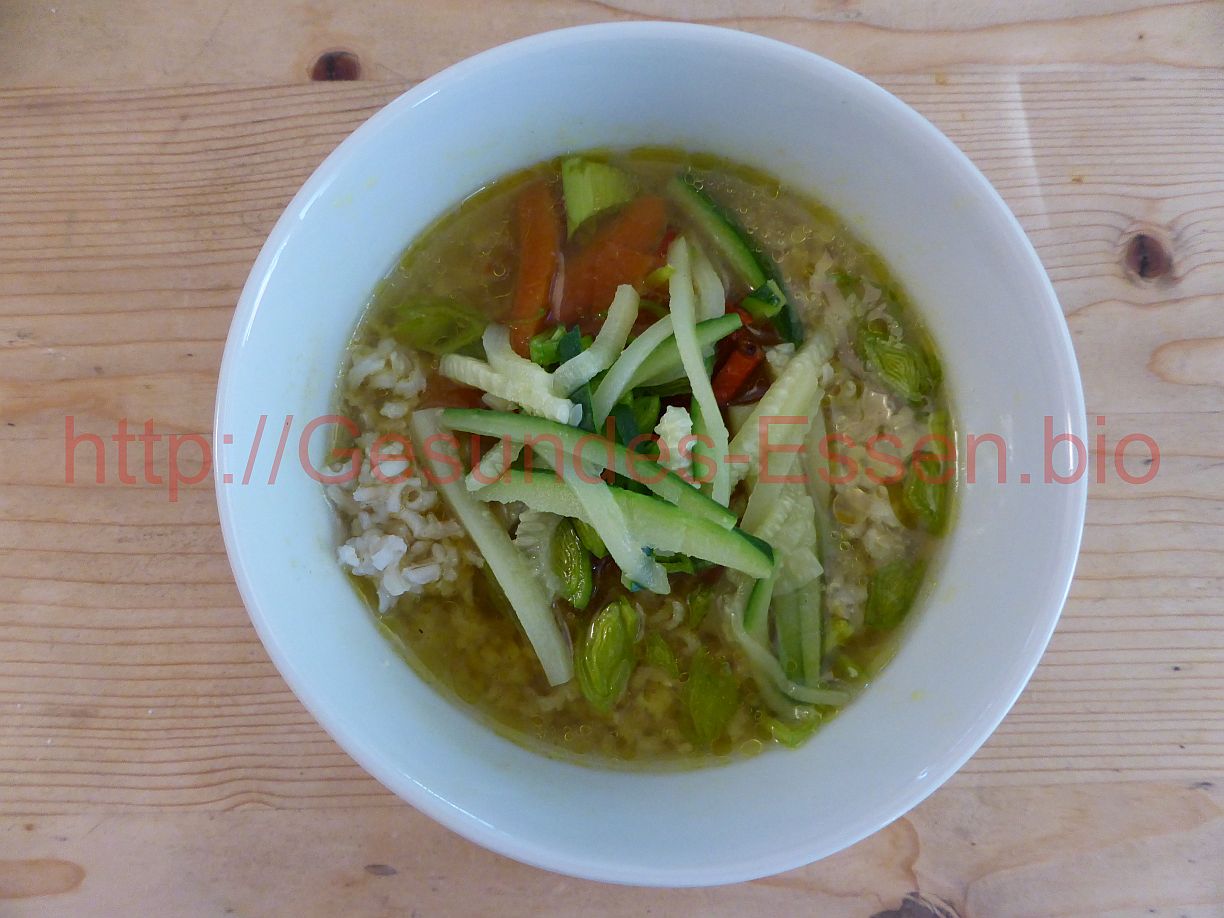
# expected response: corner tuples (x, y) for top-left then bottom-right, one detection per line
(215, 23), (1086, 885)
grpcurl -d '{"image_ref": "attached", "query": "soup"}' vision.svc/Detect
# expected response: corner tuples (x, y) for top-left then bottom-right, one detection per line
(326, 150), (953, 765)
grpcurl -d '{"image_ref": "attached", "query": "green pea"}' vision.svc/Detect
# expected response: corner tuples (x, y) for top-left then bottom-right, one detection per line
(577, 598), (641, 712)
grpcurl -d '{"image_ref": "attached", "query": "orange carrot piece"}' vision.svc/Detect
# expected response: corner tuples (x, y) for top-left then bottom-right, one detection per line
(560, 196), (668, 325)
(712, 339), (765, 404)
(508, 180), (562, 355)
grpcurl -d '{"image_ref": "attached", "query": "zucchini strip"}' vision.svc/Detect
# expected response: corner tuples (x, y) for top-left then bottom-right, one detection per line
(439, 408), (735, 528)
(474, 469), (774, 580)
(630, 314), (741, 389)
(727, 331), (834, 486)
(465, 440), (523, 491)
(530, 446), (668, 594)
(690, 240), (727, 323)
(724, 581), (850, 707)
(552, 284), (639, 397)
(590, 316), (675, 426)
(409, 409), (572, 686)
(668, 236), (731, 506)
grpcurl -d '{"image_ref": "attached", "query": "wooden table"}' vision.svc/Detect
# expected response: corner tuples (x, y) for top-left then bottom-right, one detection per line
(2, 3), (1222, 915)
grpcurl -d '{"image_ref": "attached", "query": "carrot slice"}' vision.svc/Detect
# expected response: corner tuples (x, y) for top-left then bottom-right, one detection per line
(560, 196), (668, 326)
(508, 180), (563, 355)
(712, 339), (765, 404)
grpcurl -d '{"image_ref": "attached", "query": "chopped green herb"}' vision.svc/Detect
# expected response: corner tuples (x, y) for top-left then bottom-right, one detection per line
(739, 279), (786, 320)
(528, 325), (567, 368)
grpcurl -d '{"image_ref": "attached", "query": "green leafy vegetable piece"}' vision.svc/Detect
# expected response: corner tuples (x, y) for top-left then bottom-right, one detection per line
(902, 451), (949, 534)
(556, 326), (584, 362)
(866, 559), (927, 631)
(823, 615), (855, 656)
(573, 518), (608, 559)
(645, 265), (675, 288)
(686, 584), (714, 629)
(739, 279), (786, 319)
(856, 326), (940, 403)
(767, 711), (822, 748)
(577, 597), (642, 712)
(610, 393), (661, 454)
(528, 325), (567, 368)
(551, 519), (593, 610)
(630, 393), (661, 436)
(642, 376), (693, 398)
(638, 298), (669, 320)
(390, 296), (488, 355)
(561, 157), (636, 237)
(684, 648), (741, 747)
(644, 632), (681, 678)
(610, 402), (641, 451)
(656, 552), (696, 575)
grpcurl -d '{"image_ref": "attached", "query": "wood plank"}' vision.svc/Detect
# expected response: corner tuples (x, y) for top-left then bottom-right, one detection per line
(1, 783), (1220, 916)
(2, 1), (1221, 87)
(1, 73), (1221, 805)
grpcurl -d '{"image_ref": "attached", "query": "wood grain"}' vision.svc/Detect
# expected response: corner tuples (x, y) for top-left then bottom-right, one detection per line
(1, 2), (1222, 915)
(3, 0), (1222, 86)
